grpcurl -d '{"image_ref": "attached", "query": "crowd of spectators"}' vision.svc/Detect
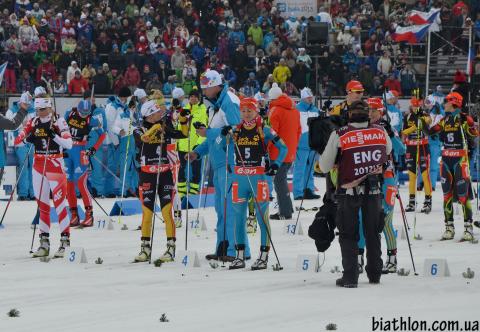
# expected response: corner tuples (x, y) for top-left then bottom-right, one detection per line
(0, 0), (479, 98)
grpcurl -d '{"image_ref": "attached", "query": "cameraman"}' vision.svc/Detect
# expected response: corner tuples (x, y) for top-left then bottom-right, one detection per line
(319, 101), (392, 288)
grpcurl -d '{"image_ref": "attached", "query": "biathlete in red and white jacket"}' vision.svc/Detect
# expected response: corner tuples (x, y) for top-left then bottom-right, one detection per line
(15, 97), (73, 258)
(64, 100), (106, 227)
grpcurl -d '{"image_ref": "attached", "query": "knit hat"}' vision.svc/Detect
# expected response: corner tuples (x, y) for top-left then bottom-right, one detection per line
(367, 98), (383, 112)
(19, 91), (33, 106)
(34, 86), (47, 97)
(200, 70), (223, 89)
(445, 92), (463, 108)
(268, 83), (283, 100)
(172, 87), (185, 99)
(240, 97), (258, 112)
(77, 100), (92, 115)
(134, 88), (147, 100)
(385, 91), (395, 100)
(141, 100), (163, 117)
(118, 87), (132, 98)
(410, 97), (422, 107)
(300, 87), (313, 99)
(346, 80), (364, 92)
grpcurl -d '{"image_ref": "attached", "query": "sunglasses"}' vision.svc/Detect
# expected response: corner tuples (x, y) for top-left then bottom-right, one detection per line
(350, 90), (364, 94)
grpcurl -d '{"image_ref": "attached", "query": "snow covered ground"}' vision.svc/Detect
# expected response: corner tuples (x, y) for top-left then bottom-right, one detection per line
(1, 178), (479, 332)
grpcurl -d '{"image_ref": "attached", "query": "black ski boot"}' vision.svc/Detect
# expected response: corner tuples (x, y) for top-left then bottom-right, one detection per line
(405, 195), (416, 212)
(421, 195), (432, 214)
(303, 189), (320, 200)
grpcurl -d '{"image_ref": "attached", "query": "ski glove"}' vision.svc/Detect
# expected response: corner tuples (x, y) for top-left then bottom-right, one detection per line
(221, 125), (232, 136)
(85, 147), (96, 156)
(265, 163), (279, 176)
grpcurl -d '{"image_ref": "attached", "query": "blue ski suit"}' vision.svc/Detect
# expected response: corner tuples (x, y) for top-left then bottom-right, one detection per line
(88, 105), (108, 195)
(113, 105), (139, 197)
(293, 100), (319, 198)
(5, 102), (36, 198)
(194, 85), (250, 257)
(224, 124), (287, 249)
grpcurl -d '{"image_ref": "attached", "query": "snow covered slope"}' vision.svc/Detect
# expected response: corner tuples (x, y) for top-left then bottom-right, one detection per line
(1, 179), (479, 332)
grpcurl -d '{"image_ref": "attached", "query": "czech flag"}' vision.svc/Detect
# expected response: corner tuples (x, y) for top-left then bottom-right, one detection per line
(408, 8), (441, 25)
(392, 24), (431, 44)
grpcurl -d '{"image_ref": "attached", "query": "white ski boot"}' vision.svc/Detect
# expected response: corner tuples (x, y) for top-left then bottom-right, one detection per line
(420, 196), (432, 214)
(251, 246), (269, 271)
(32, 233), (50, 258)
(174, 210), (182, 228)
(247, 212), (257, 234)
(133, 239), (151, 262)
(229, 245), (246, 270)
(461, 220), (474, 242)
(382, 251), (397, 274)
(156, 240), (176, 263)
(53, 233), (70, 258)
(441, 221), (455, 240)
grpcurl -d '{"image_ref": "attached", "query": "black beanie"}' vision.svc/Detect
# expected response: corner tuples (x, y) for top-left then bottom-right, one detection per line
(119, 87), (132, 98)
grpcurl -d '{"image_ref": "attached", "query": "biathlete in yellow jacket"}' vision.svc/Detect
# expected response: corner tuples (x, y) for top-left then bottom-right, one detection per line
(401, 97), (433, 214)
(132, 99), (189, 263)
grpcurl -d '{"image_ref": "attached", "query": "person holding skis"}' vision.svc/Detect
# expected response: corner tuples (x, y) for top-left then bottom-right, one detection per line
(429, 92), (478, 241)
(132, 99), (189, 263)
(225, 97), (287, 270)
(15, 97), (73, 258)
(64, 99), (106, 227)
(401, 97), (433, 213)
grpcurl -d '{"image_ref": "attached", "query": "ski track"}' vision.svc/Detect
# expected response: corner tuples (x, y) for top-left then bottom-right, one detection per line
(1, 180), (479, 332)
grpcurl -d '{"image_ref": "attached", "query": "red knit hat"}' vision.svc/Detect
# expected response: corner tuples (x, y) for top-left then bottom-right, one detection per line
(445, 92), (463, 108)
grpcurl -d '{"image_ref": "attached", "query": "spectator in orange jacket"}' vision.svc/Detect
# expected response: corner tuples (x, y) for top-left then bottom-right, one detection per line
(267, 83), (301, 219)
(68, 70), (89, 95)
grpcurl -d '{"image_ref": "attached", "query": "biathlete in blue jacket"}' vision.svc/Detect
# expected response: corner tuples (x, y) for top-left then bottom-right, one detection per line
(64, 100), (106, 227)
(225, 97), (287, 270)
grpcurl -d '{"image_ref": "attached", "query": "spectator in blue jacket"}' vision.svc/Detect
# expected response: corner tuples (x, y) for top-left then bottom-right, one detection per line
(292, 87), (320, 200)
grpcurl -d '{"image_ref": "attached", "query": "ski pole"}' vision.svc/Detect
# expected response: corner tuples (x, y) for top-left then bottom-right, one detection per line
(185, 116), (192, 251)
(396, 192), (411, 230)
(0, 144), (33, 226)
(399, 194), (418, 276)
(118, 116), (133, 223)
(293, 151), (317, 234)
(91, 154), (137, 197)
(231, 133), (283, 270)
(149, 131), (165, 264)
(221, 135), (230, 266)
(193, 155), (209, 224)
